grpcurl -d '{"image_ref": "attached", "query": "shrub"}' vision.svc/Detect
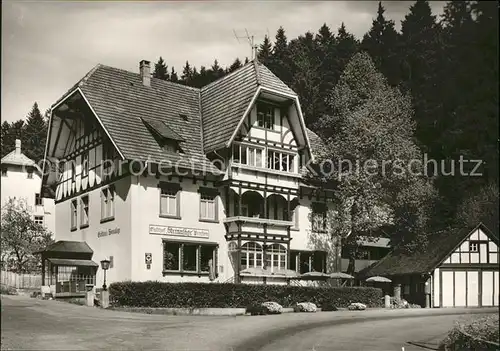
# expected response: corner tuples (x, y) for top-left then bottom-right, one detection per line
(293, 302), (317, 312)
(320, 302), (338, 311)
(348, 302), (366, 310)
(262, 301), (283, 314)
(0, 285), (17, 295)
(109, 281), (383, 309)
(246, 303), (268, 315)
(439, 314), (499, 350)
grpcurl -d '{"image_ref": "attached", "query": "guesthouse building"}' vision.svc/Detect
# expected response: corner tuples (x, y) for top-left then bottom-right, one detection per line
(41, 59), (339, 293)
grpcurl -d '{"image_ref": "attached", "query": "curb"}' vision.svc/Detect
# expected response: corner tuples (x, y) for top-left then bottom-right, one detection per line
(108, 306), (367, 316)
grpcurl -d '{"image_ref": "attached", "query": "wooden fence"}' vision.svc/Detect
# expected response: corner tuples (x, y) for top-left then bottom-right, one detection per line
(1, 270), (42, 289)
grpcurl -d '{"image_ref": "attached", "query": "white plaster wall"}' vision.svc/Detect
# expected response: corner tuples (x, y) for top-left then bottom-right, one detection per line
(1, 165), (56, 236)
(54, 176), (132, 286)
(129, 175), (234, 283)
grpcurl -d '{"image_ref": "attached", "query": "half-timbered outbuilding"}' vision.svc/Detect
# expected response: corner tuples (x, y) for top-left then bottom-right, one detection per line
(363, 222), (499, 308)
(41, 59), (338, 289)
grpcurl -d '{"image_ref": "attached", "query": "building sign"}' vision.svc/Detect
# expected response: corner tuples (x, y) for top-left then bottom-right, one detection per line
(98, 227), (120, 238)
(149, 225), (209, 239)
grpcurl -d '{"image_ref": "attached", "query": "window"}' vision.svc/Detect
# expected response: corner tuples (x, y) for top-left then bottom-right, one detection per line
(266, 244), (287, 272)
(70, 200), (78, 230)
(82, 151), (89, 177)
(80, 195), (89, 227)
(200, 189), (218, 222)
(290, 250), (327, 273)
(101, 186), (115, 221)
(27, 170), (33, 179)
(233, 144), (264, 168)
(183, 244), (198, 272)
(469, 241), (479, 252)
(163, 241), (217, 275)
(35, 193), (43, 206)
(34, 215), (44, 225)
(160, 185), (179, 218)
(311, 202), (327, 232)
(267, 150), (295, 172)
(1, 168), (7, 177)
(257, 102), (274, 129)
(109, 256), (114, 269)
(240, 242), (263, 270)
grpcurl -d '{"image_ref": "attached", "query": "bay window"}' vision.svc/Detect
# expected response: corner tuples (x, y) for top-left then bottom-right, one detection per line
(267, 150), (295, 172)
(266, 244), (287, 271)
(240, 242), (263, 269)
(233, 143), (297, 173)
(233, 144), (264, 168)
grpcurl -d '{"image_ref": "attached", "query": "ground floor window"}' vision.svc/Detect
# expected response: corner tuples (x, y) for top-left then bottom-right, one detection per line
(49, 265), (96, 294)
(290, 250), (327, 274)
(163, 240), (217, 275)
(240, 242), (263, 269)
(266, 244), (287, 271)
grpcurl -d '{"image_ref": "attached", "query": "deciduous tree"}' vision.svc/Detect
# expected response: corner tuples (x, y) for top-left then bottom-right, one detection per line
(1, 199), (54, 273)
(314, 52), (435, 273)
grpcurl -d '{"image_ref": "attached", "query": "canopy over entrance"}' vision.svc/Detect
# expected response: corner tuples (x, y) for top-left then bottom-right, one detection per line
(36, 240), (98, 296)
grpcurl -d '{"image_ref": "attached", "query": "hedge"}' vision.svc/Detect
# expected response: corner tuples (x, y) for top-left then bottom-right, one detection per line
(109, 281), (383, 308)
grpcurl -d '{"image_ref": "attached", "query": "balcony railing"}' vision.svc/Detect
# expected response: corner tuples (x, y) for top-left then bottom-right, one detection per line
(224, 216), (293, 227)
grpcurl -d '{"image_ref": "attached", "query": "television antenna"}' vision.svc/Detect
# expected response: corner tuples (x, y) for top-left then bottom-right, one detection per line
(233, 28), (259, 60)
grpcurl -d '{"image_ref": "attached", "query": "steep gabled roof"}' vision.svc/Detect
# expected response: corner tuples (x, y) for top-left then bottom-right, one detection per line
(201, 60), (298, 152)
(363, 222), (499, 277)
(201, 63), (258, 152)
(49, 60), (306, 175)
(70, 65), (220, 174)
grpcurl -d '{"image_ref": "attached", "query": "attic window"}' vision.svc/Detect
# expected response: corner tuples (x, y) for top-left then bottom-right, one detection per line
(179, 114), (188, 121)
(141, 117), (185, 153)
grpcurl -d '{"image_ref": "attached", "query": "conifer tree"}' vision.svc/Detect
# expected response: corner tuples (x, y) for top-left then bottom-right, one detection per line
(270, 26), (292, 85)
(23, 102), (47, 162)
(361, 2), (401, 85)
(170, 67), (179, 83)
(228, 58), (242, 73)
(181, 61), (193, 85)
(257, 35), (273, 65)
(153, 56), (169, 80)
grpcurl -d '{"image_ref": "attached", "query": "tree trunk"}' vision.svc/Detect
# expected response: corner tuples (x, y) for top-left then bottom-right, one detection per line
(346, 195), (360, 276)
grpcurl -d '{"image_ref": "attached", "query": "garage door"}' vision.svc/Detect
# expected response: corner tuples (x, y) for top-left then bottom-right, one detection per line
(482, 271), (499, 306)
(441, 270), (499, 307)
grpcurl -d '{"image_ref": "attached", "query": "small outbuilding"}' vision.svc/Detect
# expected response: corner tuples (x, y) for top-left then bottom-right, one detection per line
(35, 241), (98, 297)
(362, 222), (499, 308)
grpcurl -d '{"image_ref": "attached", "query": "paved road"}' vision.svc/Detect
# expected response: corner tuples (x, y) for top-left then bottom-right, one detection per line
(1, 295), (497, 351)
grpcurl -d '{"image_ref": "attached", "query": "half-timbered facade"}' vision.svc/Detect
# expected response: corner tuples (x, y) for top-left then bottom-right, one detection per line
(42, 59), (338, 291)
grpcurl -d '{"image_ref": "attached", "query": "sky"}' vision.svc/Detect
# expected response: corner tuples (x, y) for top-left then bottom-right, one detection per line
(1, 1), (445, 123)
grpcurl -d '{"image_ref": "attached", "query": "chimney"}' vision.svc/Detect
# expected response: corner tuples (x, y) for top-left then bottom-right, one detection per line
(15, 139), (21, 155)
(139, 60), (151, 87)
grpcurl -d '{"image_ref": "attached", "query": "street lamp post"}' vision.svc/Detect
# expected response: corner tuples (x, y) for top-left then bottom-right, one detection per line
(100, 258), (110, 291)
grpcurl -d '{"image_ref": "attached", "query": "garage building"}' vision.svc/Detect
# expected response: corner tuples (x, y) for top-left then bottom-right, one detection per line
(363, 222), (499, 308)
